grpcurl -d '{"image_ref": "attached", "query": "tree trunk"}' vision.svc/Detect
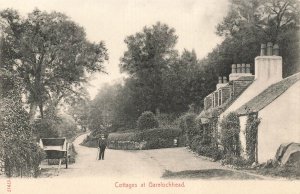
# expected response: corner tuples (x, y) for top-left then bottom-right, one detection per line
(29, 102), (38, 124)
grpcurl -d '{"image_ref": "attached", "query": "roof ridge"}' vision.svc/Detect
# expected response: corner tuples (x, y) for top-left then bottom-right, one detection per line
(236, 72), (300, 115)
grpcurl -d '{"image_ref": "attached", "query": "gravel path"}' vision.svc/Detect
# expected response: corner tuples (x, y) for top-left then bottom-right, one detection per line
(42, 133), (265, 179)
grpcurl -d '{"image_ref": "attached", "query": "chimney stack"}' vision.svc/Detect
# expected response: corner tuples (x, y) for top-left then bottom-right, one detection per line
(231, 64), (237, 73)
(218, 76), (222, 84)
(229, 63), (253, 81)
(246, 64), (251, 73)
(237, 64), (241, 73)
(273, 44), (279, 56)
(241, 64), (246, 73)
(216, 76), (228, 89)
(255, 42), (282, 84)
(266, 42), (273, 56)
(260, 44), (266, 56)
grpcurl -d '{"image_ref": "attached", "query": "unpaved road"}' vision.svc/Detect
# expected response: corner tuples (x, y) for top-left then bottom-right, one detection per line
(42, 133), (264, 179)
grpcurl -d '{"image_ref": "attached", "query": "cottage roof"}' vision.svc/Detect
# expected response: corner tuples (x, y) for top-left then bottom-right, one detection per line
(236, 72), (300, 115)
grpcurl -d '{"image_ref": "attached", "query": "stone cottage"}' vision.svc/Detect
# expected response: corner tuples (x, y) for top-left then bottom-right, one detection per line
(199, 43), (300, 163)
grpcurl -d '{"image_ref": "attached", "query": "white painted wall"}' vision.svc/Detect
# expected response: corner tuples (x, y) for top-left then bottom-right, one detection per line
(220, 56), (283, 119)
(257, 81), (300, 163)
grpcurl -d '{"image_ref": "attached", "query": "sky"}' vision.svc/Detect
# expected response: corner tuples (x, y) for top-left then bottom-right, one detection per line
(0, 0), (229, 99)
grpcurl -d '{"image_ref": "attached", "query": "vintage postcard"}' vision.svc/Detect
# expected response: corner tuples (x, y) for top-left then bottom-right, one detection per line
(0, 0), (299, 194)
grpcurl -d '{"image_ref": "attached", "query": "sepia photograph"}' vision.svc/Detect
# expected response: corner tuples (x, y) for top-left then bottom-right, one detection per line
(0, 0), (299, 194)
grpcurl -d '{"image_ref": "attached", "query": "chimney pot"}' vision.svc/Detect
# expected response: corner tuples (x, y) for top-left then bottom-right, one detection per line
(241, 64), (246, 73)
(267, 42), (273, 56)
(246, 64), (251, 73)
(273, 44), (279, 56)
(231, 64), (237, 73)
(223, 76), (228, 83)
(260, 44), (266, 56)
(218, 76), (222, 84)
(237, 64), (241, 73)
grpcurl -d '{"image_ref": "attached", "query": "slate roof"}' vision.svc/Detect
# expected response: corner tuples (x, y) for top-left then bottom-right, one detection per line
(236, 72), (300, 115)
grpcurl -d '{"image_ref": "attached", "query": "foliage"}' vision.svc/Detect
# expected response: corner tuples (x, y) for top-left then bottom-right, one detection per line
(0, 8), (108, 121)
(87, 82), (137, 132)
(178, 113), (199, 145)
(221, 154), (250, 167)
(68, 99), (90, 131)
(220, 112), (241, 155)
(137, 127), (183, 149)
(32, 118), (60, 140)
(215, 0), (300, 77)
(156, 113), (179, 128)
(245, 114), (261, 163)
(190, 132), (223, 161)
(120, 22), (178, 113)
(196, 145), (223, 161)
(0, 69), (45, 177)
(57, 114), (82, 141)
(107, 132), (137, 142)
(137, 111), (159, 130)
(0, 97), (45, 177)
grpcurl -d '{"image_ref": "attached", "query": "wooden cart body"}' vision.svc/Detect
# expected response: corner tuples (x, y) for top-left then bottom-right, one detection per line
(39, 138), (69, 169)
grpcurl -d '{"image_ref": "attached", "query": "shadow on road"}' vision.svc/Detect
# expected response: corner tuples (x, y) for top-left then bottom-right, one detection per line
(162, 169), (263, 180)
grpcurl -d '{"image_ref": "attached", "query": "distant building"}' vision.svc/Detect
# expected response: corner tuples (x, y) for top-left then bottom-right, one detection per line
(199, 43), (300, 163)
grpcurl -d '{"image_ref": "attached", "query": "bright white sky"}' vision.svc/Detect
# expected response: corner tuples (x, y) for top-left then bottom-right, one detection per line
(0, 0), (228, 99)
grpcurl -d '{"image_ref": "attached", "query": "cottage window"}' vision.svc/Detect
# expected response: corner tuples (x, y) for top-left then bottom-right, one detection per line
(218, 89), (222, 106)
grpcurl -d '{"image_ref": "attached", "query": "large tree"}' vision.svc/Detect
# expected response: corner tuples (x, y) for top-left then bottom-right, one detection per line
(0, 9), (108, 121)
(216, 0), (300, 77)
(120, 22), (178, 113)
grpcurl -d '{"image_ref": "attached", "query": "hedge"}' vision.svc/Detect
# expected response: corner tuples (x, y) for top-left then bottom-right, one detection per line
(137, 127), (183, 149)
(83, 128), (184, 150)
(108, 132), (137, 142)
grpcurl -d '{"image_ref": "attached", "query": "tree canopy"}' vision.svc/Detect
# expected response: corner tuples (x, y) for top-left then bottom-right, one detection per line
(0, 9), (108, 121)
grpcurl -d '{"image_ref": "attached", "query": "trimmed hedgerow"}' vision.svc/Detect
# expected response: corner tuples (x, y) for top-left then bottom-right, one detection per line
(137, 127), (183, 149)
(107, 132), (137, 142)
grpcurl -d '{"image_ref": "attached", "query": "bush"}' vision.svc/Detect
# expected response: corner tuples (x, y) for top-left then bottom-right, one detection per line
(220, 112), (241, 156)
(81, 132), (137, 148)
(196, 145), (223, 161)
(32, 118), (60, 140)
(189, 135), (223, 161)
(156, 113), (179, 128)
(178, 113), (199, 145)
(137, 111), (159, 130)
(221, 154), (250, 167)
(0, 97), (46, 177)
(137, 127), (183, 149)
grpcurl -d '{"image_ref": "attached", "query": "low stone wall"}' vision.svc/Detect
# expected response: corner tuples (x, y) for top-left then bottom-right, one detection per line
(108, 140), (147, 150)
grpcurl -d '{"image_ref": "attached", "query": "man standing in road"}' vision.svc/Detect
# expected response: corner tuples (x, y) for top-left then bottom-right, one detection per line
(98, 135), (107, 160)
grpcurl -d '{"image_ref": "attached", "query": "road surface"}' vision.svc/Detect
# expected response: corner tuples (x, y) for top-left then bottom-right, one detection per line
(41, 133), (264, 179)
